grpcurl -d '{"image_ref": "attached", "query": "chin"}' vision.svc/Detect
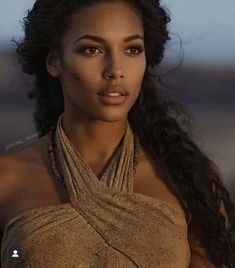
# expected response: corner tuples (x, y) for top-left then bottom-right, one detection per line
(94, 109), (128, 122)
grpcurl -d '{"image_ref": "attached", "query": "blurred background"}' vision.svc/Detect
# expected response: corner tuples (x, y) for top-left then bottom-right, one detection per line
(0, 0), (234, 199)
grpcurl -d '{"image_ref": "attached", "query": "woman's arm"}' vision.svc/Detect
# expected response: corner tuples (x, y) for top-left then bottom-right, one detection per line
(189, 239), (216, 268)
(188, 220), (216, 267)
(189, 199), (228, 268)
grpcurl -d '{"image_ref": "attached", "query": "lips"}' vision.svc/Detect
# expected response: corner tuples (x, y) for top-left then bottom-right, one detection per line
(98, 85), (129, 96)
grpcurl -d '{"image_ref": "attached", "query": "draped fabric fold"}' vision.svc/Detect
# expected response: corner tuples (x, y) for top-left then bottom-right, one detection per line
(1, 114), (191, 268)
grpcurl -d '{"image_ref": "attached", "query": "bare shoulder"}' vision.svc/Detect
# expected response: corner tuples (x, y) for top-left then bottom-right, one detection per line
(0, 134), (49, 183)
(0, 134), (51, 228)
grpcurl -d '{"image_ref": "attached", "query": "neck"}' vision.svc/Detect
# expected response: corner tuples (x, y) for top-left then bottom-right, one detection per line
(62, 111), (128, 170)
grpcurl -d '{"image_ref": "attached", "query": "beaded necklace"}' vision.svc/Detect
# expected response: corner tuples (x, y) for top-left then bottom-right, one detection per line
(47, 125), (141, 189)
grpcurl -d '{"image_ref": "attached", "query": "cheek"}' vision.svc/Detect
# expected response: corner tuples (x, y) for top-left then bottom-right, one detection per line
(66, 60), (99, 91)
(131, 55), (146, 75)
(131, 61), (146, 88)
(60, 60), (92, 96)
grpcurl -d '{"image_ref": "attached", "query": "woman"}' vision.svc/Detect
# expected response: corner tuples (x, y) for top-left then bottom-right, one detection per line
(0, 0), (234, 267)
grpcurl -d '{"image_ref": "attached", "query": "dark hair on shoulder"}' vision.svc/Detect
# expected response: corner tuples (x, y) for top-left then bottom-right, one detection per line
(12, 0), (235, 266)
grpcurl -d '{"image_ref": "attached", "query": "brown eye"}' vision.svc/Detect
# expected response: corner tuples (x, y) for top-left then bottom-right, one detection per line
(78, 46), (101, 55)
(77, 45), (144, 56)
(126, 46), (144, 55)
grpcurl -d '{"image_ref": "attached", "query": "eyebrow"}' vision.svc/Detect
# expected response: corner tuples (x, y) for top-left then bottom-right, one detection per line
(74, 34), (144, 44)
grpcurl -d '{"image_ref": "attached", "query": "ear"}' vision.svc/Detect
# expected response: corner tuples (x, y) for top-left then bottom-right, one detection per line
(46, 52), (62, 77)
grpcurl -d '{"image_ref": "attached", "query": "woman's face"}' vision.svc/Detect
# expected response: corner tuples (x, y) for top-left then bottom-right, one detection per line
(49, 1), (146, 122)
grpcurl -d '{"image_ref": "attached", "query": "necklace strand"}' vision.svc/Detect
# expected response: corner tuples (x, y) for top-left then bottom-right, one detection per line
(47, 125), (141, 189)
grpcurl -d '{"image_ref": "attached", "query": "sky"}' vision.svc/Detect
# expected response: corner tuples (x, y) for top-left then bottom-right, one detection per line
(0, 0), (234, 66)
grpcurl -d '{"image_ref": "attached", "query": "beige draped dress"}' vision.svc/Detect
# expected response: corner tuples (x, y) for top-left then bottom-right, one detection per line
(1, 115), (191, 267)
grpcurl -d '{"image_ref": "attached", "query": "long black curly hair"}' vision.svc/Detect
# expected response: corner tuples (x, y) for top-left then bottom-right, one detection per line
(13, 0), (235, 266)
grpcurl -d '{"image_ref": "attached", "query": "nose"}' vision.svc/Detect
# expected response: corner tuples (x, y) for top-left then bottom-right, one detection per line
(103, 54), (124, 80)
(105, 70), (124, 79)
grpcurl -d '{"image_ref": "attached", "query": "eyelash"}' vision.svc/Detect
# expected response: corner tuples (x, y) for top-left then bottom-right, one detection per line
(77, 45), (145, 56)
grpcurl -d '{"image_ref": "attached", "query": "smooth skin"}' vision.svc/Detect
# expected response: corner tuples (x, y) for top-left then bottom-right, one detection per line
(0, 1), (219, 267)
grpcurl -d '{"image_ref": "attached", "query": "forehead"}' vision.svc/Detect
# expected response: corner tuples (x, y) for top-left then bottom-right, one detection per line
(62, 1), (144, 45)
